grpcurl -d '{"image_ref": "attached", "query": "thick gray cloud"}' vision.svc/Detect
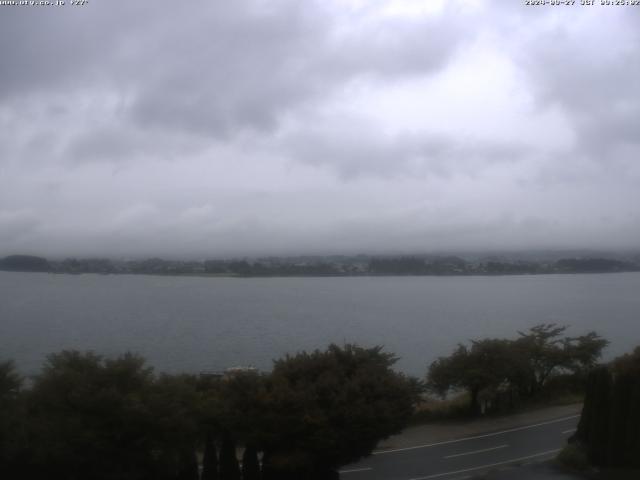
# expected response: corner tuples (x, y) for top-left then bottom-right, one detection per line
(506, 6), (640, 164)
(1, 0), (639, 258)
(282, 120), (529, 179)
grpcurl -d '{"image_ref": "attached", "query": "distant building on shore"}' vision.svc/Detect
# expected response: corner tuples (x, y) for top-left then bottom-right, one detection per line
(199, 366), (259, 381)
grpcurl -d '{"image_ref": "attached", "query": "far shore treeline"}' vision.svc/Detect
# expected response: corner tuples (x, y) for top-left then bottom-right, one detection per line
(2, 324), (636, 479)
(1, 253), (640, 277)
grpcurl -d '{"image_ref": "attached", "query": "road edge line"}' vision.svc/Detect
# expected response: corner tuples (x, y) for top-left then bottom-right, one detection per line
(373, 415), (579, 455)
(443, 444), (508, 459)
(409, 448), (561, 480)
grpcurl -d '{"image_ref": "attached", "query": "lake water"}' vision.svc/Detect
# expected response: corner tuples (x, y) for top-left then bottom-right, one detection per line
(1, 271), (639, 377)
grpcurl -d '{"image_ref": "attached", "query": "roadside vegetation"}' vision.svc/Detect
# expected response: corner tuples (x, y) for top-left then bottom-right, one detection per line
(0, 344), (419, 480)
(565, 346), (640, 472)
(0, 325), (625, 478)
(424, 324), (607, 417)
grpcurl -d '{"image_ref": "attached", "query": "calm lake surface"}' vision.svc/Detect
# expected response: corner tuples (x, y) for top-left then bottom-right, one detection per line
(1, 271), (639, 376)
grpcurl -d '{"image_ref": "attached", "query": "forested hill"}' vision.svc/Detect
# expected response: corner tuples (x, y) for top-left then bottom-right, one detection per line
(1, 253), (639, 277)
(0, 255), (50, 272)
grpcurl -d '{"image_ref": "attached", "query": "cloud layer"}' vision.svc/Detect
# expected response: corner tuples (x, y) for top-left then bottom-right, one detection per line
(1, 0), (639, 257)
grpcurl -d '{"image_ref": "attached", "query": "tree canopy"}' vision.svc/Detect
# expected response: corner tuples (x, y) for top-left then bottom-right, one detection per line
(0, 344), (419, 480)
(574, 346), (640, 468)
(427, 324), (608, 415)
(21, 351), (200, 480)
(0, 360), (24, 476)
(258, 344), (419, 477)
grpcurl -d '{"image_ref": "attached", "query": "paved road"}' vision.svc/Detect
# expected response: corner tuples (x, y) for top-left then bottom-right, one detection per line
(339, 415), (579, 480)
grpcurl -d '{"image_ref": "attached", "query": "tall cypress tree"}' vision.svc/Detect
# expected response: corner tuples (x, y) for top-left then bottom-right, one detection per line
(609, 368), (640, 467)
(176, 448), (199, 480)
(575, 349), (640, 468)
(201, 433), (219, 480)
(219, 432), (240, 480)
(241, 445), (260, 480)
(585, 367), (612, 466)
(627, 377), (640, 468)
(260, 451), (275, 480)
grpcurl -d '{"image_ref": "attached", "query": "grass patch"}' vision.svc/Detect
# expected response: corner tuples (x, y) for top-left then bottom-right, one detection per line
(556, 444), (590, 473)
(410, 393), (471, 424)
(519, 392), (584, 411)
(409, 390), (583, 425)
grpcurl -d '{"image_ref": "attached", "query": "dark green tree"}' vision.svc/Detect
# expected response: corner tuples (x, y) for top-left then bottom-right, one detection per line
(515, 324), (570, 395)
(427, 339), (521, 415)
(575, 366), (612, 465)
(564, 331), (609, 376)
(23, 351), (202, 480)
(176, 448), (199, 480)
(259, 344), (419, 478)
(24, 351), (158, 479)
(198, 370), (267, 480)
(145, 373), (201, 480)
(219, 432), (241, 480)
(216, 370), (268, 447)
(0, 360), (21, 396)
(241, 445), (260, 480)
(516, 324), (607, 395)
(427, 326), (607, 414)
(201, 433), (219, 480)
(574, 347), (640, 468)
(0, 360), (25, 477)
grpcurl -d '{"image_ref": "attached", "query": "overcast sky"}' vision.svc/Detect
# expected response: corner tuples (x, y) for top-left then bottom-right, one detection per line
(1, 0), (639, 258)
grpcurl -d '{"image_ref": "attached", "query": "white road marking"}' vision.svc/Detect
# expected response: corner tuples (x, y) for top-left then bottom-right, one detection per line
(373, 415), (579, 455)
(409, 449), (561, 480)
(443, 444), (508, 459)
(562, 428), (577, 435)
(338, 467), (373, 474)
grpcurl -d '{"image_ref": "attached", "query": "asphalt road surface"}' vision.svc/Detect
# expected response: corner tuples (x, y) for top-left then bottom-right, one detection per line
(339, 414), (579, 480)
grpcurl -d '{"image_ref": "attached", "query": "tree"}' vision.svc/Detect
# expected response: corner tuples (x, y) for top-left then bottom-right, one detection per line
(201, 433), (219, 480)
(0, 360), (21, 398)
(0, 360), (25, 477)
(516, 324), (607, 395)
(564, 332), (609, 376)
(241, 445), (260, 480)
(176, 449), (199, 480)
(427, 325), (608, 414)
(147, 373), (201, 479)
(515, 324), (569, 395)
(23, 350), (201, 480)
(574, 347), (640, 468)
(427, 339), (522, 415)
(24, 351), (157, 479)
(219, 432), (241, 480)
(259, 344), (419, 478)
(215, 370), (268, 448)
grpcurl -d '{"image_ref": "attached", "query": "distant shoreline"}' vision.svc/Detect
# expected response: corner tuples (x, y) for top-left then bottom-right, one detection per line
(3, 269), (640, 279)
(1, 253), (639, 278)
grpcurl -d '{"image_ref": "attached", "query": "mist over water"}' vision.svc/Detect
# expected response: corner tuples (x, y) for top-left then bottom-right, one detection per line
(2, 271), (639, 377)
